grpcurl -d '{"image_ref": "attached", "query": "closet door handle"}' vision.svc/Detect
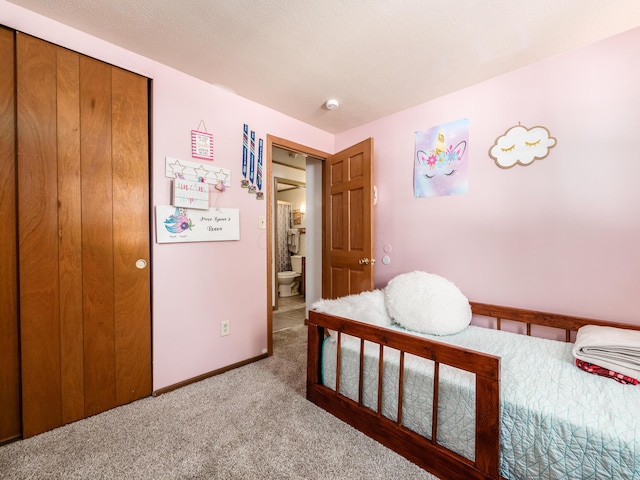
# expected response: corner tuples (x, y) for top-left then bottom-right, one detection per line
(135, 259), (148, 269)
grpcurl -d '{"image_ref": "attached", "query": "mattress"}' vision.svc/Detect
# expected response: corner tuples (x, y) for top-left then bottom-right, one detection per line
(321, 324), (640, 479)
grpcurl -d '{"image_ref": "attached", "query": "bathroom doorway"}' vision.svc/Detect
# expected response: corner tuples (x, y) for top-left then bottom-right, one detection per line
(272, 156), (306, 333)
(266, 136), (328, 354)
(265, 135), (375, 354)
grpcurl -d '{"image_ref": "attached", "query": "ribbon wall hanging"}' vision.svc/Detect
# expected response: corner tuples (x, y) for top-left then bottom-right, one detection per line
(256, 138), (264, 200)
(241, 124), (249, 188)
(249, 130), (255, 194)
(240, 123), (265, 200)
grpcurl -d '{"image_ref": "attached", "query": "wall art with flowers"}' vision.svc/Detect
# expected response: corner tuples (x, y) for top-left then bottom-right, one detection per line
(155, 205), (240, 243)
(414, 118), (469, 198)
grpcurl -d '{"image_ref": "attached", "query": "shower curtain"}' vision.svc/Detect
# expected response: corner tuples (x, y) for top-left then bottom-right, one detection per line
(277, 203), (292, 272)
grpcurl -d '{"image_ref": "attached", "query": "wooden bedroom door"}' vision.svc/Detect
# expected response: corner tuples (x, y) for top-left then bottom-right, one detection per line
(16, 33), (151, 438)
(323, 138), (375, 299)
(0, 26), (21, 445)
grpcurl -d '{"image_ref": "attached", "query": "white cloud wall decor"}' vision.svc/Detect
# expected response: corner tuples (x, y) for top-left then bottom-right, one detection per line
(489, 124), (557, 168)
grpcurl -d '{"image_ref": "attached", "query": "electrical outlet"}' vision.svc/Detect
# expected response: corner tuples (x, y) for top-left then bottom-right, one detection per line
(220, 320), (230, 336)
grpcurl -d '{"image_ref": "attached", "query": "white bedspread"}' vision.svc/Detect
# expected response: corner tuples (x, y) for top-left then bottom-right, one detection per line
(321, 324), (640, 480)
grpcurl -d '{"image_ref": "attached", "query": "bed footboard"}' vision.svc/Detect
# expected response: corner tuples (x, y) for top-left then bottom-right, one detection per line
(306, 311), (501, 480)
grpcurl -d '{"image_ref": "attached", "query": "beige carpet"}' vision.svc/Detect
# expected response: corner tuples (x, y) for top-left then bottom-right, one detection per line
(0, 325), (440, 479)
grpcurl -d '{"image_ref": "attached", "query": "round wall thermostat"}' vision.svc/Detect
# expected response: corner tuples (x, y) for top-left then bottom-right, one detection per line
(325, 99), (340, 110)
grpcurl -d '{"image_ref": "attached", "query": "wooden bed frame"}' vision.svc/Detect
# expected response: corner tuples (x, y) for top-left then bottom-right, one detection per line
(306, 302), (640, 480)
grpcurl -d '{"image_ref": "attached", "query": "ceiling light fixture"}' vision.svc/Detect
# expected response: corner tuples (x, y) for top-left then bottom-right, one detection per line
(325, 99), (340, 110)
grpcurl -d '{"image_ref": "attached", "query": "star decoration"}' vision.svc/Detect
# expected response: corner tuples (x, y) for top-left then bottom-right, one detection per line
(214, 169), (230, 185)
(193, 165), (209, 181)
(168, 160), (186, 178)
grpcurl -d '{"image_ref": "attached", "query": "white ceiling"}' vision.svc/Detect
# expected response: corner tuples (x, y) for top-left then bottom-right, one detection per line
(8, 0), (640, 133)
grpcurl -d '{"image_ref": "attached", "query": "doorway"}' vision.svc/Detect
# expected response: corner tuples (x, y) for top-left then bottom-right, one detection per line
(266, 136), (328, 355)
(273, 153), (307, 306)
(265, 136), (375, 354)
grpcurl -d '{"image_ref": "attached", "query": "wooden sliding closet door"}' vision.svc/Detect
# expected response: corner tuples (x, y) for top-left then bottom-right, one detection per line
(17, 33), (151, 438)
(0, 27), (21, 444)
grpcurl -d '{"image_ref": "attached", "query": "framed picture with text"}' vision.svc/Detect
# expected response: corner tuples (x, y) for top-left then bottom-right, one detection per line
(191, 130), (214, 160)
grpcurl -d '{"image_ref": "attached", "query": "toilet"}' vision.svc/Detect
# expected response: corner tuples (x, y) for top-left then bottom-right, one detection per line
(278, 255), (303, 297)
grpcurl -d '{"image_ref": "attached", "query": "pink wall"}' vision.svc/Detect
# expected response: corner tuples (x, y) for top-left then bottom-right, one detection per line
(4, 0), (639, 393)
(150, 66), (332, 389)
(1, 1), (333, 391)
(336, 27), (640, 326)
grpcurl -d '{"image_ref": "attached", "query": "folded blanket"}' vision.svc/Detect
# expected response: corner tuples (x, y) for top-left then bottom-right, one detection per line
(575, 359), (639, 385)
(572, 324), (640, 380)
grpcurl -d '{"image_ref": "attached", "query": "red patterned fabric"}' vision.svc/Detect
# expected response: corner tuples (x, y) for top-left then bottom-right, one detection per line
(575, 359), (639, 385)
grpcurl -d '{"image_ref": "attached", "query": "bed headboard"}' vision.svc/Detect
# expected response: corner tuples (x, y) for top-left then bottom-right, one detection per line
(470, 302), (640, 342)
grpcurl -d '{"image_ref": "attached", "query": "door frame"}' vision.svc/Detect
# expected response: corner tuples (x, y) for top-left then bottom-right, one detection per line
(266, 135), (329, 355)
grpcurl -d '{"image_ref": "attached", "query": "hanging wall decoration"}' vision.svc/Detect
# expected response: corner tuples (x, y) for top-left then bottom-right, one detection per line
(248, 130), (256, 194)
(239, 123), (264, 197)
(165, 157), (230, 187)
(241, 123), (249, 188)
(414, 118), (469, 198)
(489, 124), (557, 168)
(191, 120), (214, 161)
(173, 178), (209, 210)
(156, 206), (240, 243)
(256, 138), (264, 200)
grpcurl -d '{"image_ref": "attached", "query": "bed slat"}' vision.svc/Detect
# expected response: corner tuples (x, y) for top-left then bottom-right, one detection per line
(431, 361), (440, 445)
(358, 338), (365, 405)
(335, 333), (342, 394)
(397, 352), (405, 426)
(377, 345), (384, 415)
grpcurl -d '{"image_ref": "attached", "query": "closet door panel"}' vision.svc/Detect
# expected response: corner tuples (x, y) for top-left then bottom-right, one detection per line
(0, 27), (20, 444)
(80, 56), (116, 417)
(57, 47), (85, 425)
(17, 34), (63, 438)
(112, 69), (152, 405)
(15, 33), (151, 438)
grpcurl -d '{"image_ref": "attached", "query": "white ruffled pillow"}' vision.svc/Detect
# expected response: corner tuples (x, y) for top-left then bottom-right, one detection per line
(311, 289), (392, 341)
(385, 271), (471, 335)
